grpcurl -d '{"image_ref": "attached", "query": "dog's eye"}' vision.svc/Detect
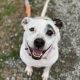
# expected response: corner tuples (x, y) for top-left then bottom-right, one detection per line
(29, 27), (34, 32)
(46, 30), (53, 36)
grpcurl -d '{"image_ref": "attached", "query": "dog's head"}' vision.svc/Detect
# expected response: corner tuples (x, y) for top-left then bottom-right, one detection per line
(21, 17), (63, 60)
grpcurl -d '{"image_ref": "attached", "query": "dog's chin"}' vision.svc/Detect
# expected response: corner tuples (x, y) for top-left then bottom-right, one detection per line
(28, 45), (50, 60)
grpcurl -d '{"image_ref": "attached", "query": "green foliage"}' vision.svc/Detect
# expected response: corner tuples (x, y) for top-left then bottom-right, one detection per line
(0, 76), (4, 80)
(0, 3), (18, 20)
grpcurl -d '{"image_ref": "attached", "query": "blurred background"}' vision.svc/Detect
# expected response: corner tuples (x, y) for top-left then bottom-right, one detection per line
(0, 0), (80, 80)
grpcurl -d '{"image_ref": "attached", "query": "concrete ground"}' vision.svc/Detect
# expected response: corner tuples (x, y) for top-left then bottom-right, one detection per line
(0, 0), (80, 80)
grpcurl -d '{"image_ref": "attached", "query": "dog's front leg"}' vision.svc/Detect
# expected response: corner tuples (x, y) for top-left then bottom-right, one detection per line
(42, 67), (51, 80)
(25, 66), (33, 76)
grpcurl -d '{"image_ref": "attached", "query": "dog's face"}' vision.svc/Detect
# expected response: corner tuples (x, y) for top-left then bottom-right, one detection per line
(21, 17), (62, 60)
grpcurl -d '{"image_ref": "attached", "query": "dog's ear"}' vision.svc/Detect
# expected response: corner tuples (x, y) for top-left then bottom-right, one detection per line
(52, 18), (63, 29)
(21, 17), (32, 30)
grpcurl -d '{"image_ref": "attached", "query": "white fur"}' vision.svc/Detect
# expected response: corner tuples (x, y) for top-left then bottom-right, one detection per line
(20, 17), (60, 80)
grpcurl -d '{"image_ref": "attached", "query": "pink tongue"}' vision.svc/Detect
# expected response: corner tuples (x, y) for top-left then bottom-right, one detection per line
(33, 49), (43, 57)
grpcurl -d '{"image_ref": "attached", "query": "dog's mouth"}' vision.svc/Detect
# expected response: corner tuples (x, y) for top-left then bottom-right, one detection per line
(26, 44), (51, 60)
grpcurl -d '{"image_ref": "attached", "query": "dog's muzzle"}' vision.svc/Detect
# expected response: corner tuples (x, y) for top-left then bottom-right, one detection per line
(25, 43), (53, 60)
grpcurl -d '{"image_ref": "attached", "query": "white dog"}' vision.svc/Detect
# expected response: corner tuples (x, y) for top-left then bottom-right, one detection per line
(20, 16), (62, 80)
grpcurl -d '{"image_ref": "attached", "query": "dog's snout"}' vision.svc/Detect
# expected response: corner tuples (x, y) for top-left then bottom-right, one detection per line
(34, 38), (45, 48)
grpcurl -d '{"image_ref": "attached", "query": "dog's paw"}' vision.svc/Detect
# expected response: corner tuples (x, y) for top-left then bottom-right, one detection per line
(42, 72), (49, 80)
(25, 66), (33, 76)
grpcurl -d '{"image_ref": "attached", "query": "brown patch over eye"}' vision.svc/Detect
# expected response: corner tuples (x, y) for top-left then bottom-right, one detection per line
(46, 24), (55, 36)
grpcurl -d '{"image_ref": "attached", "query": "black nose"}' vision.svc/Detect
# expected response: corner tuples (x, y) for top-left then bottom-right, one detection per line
(34, 38), (45, 49)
